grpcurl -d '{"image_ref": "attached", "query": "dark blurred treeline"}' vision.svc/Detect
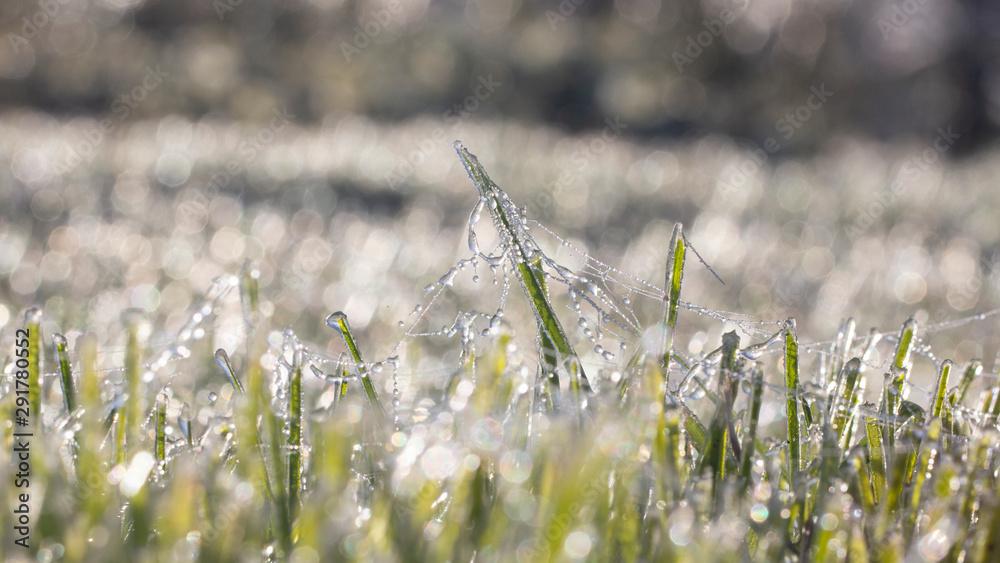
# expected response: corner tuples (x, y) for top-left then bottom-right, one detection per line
(1, 0), (997, 155)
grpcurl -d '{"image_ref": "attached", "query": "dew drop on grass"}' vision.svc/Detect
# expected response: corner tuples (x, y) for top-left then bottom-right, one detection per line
(324, 312), (349, 334)
(24, 306), (43, 324)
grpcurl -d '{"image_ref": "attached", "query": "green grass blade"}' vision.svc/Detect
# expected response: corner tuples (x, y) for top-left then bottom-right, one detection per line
(25, 308), (43, 429)
(215, 348), (246, 395)
(892, 317), (917, 371)
(661, 222), (685, 370)
(155, 391), (166, 465)
(864, 413), (887, 507)
(739, 363), (765, 490)
(120, 309), (146, 464)
(785, 319), (802, 476)
(954, 358), (982, 407)
(326, 311), (389, 430)
(53, 333), (76, 414)
(931, 360), (952, 419)
(833, 358), (862, 448)
(531, 257), (560, 411)
(288, 347), (303, 522)
(454, 142), (586, 389)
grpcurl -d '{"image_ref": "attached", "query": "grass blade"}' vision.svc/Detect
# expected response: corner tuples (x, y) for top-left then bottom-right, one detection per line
(739, 363), (764, 491)
(454, 142), (587, 392)
(288, 347), (303, 522)
(326, 311), (389, 431)
(661, 222), (686, 370)
(833, 358), (863, 449)
(53, 333), (76, 414)
(864, 412), (887, 507)
(931, 360), (952, 419)
(785, 319), (802, 476)
(25, 308), (43, 429)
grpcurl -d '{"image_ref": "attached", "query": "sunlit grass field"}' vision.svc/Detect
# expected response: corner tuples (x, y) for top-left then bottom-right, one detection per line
(3, 141), (1000, 562)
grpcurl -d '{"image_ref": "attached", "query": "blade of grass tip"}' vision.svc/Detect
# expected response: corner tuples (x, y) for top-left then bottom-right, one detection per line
(785, 319), (802, 477)
(827, 318), (856, 417)
(661, 222), (685, 370)
(882, 319), (917, 449)
(954, 358), (982, 407)
(24, 308), (43, 429)
(739, 363), (765, 492)
(326, 311), (389, 431)
(215, 348), (246, 395)
(931, 360), (953, 419)
(288, 347), (303, 523)
(834, 358), (863, 450)
(454, 141), (588, 391)
(53, 333), (76, 414)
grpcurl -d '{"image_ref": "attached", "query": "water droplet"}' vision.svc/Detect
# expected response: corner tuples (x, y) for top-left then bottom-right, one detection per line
(622, 297), (631, 306)
(208, 392), (218, 403)
(424, 283), (436, 293)
(24, 307), (43, 324)
(398, 320), (405, 327)
(602, 351), (615, 361)
(472, 275), (480, 283)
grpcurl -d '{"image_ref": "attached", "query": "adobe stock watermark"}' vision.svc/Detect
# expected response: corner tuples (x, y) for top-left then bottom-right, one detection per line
(530, 116), (628, 214)
(844, 125), (959, 241)
(176, 107), (295, 226)
(5, 0), (74, 54)
(877, 0), (929, 39)
(54, 65), (169, 175)
(717, 84), (833, 198)
(673, 0), (749, 73)
(340, 0), (404, 63)
(384, 74), (502, 189)
(213, 0), (246, 21)
(545, 0), (589, 29)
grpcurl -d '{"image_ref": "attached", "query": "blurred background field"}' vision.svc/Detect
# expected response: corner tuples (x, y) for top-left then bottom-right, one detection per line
(1, 0), (1000, 395)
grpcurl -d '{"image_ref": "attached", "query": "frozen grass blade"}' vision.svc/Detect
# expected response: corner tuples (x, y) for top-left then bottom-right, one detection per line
(661, 222), (685, 370)
(833, 358), (863, 448)
(932, 360), (952, 419)
(25, 308), (43, 428)
(864, 413), (887, 507)
(454, 142), (588, 393)
(53, 333), (76, 414)
(215, 348), (246, 395)
(326, 311), (389, 431)
(288, 347), (303, 523)
(785, 319), (802, 476)
(738, 363), (764, 490)
(882, 319), (917, 452)
(155, 391), (166, 465)
(530, 257), (561, 412)
(118, 310), (146, 464)
(954, 358), (982, 406)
